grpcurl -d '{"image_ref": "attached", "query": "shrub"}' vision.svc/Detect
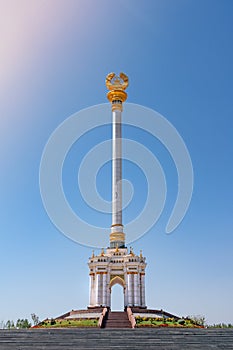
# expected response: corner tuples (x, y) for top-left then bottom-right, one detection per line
(178, 319), (185, 325)
(50, 319), (56, 325)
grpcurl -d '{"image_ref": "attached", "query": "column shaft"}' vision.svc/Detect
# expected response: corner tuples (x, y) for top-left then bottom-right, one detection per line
(89, 275), (95, 306)
(124, 286), (128, 308)
(102, 273), (107, 306)
(127, 274), (133, 306)
(141, 274), (146, 307)
(112, 109), (122, 226)
(134, 273), (139, 306)
(107, 272), (111, 308)
(97, 274), (103, 306)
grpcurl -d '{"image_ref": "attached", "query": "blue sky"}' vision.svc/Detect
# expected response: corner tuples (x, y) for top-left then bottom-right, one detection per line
(1, 0), (233, 325)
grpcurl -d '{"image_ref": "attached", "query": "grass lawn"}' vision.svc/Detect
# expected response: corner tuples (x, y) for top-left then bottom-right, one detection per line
(37, 319), (98, 328)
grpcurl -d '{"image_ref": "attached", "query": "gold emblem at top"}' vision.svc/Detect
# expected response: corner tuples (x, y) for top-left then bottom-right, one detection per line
(106, 72), (129, 108)
(106, 72), (129, 91)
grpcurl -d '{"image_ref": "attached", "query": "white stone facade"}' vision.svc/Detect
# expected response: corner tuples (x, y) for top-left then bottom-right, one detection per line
(88, 247), (146, 309)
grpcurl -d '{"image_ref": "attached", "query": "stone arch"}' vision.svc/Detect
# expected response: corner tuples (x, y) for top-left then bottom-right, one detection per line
(109, 275), (125, 288)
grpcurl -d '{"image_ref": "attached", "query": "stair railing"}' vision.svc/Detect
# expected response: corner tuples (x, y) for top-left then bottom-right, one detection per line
(127, 307), (136, 328)
(98, 307), (108, 328)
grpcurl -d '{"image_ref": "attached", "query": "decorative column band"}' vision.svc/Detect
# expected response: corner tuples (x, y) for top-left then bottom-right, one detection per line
(127, 271), (138, 274)
(107, 91), (127, 111)
(110, 232), (125, 242)
(96, 271), (108, 274)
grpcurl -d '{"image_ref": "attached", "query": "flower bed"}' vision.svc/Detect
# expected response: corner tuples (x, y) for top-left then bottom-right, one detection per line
(135, 316), (204, 328)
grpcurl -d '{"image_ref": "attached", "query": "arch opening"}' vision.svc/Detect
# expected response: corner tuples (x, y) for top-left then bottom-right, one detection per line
(109, 276), (125, 311)
(110, 283), (124, 311)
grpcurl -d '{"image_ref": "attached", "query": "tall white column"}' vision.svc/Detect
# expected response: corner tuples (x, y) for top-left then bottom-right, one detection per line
(102, 273), (107, 306)
(110, 107), (125, 248)
(141, 274), (146, 307)
(134, 273), (139, 306)
(109, 288), (112, 310)
(138, 273), (142, 307)
(107, 271), (111, 307)
(124, 286), (128, 308)
(127, 274), (133, 306)
(89, 275), (92, 305)
(106, 72), (128, 249)
(97, 274), (102, 306)
(112, 109), (122, 226)
(89, 274), (95, 306)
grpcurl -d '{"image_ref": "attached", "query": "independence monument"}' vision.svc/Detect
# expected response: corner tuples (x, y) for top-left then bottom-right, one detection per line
(88, 73), (147, 309)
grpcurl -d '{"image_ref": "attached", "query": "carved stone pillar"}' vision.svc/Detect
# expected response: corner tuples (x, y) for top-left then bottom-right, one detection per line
(141, 273), (146, 307)
(102, 273), (107, 306)
(134, 273), (139, 306)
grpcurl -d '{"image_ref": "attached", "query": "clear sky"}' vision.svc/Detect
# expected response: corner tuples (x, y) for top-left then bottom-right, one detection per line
(1, 0), (233, 325)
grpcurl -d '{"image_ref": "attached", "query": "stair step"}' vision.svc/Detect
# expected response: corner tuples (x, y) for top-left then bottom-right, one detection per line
(106, 321), (130, 324)
(103, 311), (132, 329)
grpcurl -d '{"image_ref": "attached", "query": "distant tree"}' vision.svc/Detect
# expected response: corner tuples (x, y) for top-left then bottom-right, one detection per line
(210, 323), (233, 328)
(188, 315), (206, 326)
(16, 319), (20, 328)
(16, 319), (31, 329)
(5, 320), (15, 329)
(31, 313), (40, 326)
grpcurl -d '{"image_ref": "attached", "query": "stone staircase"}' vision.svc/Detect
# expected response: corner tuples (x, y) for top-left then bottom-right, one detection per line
(1, 329), (233, 349)
(102, 311), (132, 328)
